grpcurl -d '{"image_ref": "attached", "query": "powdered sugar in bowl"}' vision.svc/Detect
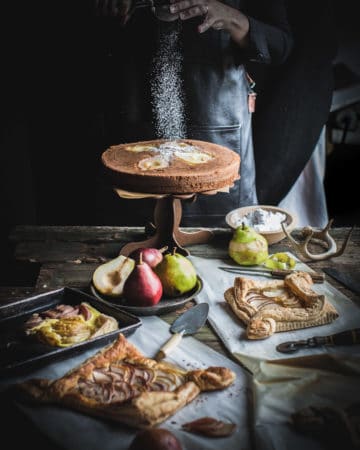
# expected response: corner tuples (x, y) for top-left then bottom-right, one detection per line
(225, 205), (296, 245)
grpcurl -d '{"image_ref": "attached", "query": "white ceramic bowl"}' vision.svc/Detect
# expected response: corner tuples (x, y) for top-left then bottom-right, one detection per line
(225, 205), (296, 245)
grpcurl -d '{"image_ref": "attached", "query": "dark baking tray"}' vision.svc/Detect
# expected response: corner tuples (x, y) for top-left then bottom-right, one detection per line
(0, 287), (142, 377)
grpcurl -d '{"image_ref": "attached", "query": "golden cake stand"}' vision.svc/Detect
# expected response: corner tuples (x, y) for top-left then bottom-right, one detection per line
(114, 186), (231, 256)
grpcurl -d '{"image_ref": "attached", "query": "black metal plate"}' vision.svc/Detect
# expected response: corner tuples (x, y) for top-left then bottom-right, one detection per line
(0, 287), (142, 377)
(89, 276), (203, 316)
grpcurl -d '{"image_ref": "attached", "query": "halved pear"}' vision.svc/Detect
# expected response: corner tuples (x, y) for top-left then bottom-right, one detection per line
(92, 255), (135, 297)
(174, 151), (213, 164)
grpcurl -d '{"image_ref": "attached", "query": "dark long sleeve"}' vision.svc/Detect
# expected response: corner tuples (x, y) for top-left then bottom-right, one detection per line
(252, 0), (337, 204)
(242, 0), (294, 65)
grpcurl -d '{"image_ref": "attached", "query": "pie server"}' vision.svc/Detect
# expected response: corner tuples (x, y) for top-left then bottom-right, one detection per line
(155, 303), (209, 361)
(276, 328), (360, 354)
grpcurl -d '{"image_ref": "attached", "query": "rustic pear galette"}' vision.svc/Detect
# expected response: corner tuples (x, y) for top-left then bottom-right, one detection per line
(224, 271), (338, 339)
(15, 334), (236, 427)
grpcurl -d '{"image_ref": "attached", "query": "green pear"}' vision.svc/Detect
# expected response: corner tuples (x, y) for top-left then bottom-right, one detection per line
(229, 224), (268, 266)
(154, 249), (197, 297)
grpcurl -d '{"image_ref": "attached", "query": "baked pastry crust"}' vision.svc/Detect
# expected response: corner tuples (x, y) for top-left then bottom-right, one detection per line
(101, 139), (240, 194)
(224, 271), (338, 339)
(15, 334), (235, 427)
(24, 302), (119, 347)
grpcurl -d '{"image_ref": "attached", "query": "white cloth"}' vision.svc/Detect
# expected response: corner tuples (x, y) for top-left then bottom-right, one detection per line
(279, 127), (329, 228)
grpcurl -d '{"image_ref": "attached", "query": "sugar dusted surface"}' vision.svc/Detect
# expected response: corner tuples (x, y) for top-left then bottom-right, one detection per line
(102, 139), (240, 194)
(237, 208), (287, 232)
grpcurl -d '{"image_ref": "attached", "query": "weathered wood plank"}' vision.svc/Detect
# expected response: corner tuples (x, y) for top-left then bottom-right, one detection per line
(9, 225), (229, 243)
(10, 225), (358, 244)
(35, 263), (98, 290)
(3, 226), (359, 359)
(11, 227), (360, 276)
(0, 287), (35, 304)
(14, 241), (123, 263)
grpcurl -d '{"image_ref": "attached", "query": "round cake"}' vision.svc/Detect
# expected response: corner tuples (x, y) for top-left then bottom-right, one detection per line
(101, 139), (240, 194)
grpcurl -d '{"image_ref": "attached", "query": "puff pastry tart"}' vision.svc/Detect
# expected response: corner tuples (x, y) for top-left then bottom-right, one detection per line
(15, 334), (236, 427)
(24, 303), (118, 347)
(224, 271), (338, 339)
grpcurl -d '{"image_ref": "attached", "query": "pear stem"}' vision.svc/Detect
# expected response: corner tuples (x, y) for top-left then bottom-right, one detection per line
(159, 246), (168, 254)
(139, 252), (143, 265)
(172, 247), (177, 256)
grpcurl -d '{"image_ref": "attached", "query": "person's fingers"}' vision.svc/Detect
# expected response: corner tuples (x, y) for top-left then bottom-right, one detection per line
(180, 5), (208, 20)
(198, 14), (216, 33)
(170, 0), (206, 14)
(212, 19), (224, 30)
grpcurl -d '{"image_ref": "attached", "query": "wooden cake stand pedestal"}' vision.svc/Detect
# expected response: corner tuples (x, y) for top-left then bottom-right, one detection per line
(114, 187), (228, 256)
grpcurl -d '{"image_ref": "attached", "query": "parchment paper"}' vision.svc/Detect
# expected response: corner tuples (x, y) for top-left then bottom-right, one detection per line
(190, 254), (360, 450)
(0, 316), (252, 450)
(189, 254), (360, 362)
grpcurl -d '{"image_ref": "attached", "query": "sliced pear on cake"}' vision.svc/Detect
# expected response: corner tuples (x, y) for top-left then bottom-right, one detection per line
(174, 151), (213, 164)
(125, 144), (156, 152)
(177, 142), (192, 148)
(92, 255), (135, 297)
(138, 155), (169, 171)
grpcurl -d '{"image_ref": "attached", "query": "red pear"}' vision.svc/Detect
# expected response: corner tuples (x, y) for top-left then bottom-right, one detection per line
(123, 253), (163, 307)
(129, 246), (168, 268)
(129, 428), (183, 450)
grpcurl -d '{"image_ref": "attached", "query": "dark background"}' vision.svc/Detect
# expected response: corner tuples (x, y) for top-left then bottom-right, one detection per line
(1, 0), (359, 240)
(324, 1), (360, 226)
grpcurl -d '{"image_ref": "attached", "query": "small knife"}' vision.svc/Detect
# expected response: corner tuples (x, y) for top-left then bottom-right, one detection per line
(276, 328), (360, 354)
(218, 267), (325, 283)
(323, 267), (360, 295)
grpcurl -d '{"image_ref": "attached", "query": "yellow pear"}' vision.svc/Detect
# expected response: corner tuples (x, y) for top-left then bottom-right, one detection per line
(154, 249), (197, 297)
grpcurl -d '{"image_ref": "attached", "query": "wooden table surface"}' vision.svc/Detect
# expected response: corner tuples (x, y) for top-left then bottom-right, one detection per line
(1, 225), (359, 450)
(2, 225), (359, 359)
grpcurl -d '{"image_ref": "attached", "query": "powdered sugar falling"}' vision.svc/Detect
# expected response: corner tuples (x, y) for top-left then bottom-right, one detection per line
(151, 22), (186, 140)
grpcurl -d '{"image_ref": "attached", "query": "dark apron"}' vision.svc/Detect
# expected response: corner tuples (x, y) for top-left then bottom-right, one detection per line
(96, 6), (257, 227)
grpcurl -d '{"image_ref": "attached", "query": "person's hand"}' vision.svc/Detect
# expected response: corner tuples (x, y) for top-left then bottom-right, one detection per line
(94, 0), (133, 25)
(169, 0), (249, 43)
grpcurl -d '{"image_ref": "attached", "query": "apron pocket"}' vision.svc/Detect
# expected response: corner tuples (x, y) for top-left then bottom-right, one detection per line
(188, 124), (241, 153)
